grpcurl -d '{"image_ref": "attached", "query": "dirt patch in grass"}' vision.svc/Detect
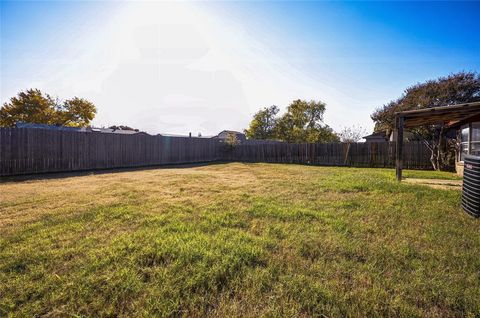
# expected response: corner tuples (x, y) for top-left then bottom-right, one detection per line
(404, 178), (462, 190)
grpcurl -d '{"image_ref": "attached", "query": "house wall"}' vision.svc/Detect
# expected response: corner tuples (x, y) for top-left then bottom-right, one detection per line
(455, 122), (480, 176)
(389, 130), (415, 142)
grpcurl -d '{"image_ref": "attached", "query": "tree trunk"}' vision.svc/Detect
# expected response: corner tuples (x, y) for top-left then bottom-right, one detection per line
(419, 126), (455, 171)
(430, 149), (439, 171)
(423, 139), (439, 171)
(436, 127), (444, 171)
(434, 127), (456, 171)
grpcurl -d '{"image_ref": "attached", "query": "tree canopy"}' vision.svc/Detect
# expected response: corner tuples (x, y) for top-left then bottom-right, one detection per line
(371, 72), (480, 133)
(0, 89), (97, 127)
(244, 105), (279, 140)
(370, 71), (480, 170)
(245, 100), (339, 143)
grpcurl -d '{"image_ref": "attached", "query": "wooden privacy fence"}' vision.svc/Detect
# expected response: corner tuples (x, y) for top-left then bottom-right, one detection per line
(0, 128), (433, 176)
(0, 128), (222, 176)
(225, 141), (432, 169)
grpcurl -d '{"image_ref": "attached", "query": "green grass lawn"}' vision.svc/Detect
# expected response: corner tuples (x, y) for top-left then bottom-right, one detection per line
(1, 163), (478, 317)
(402, 169), (463, 180)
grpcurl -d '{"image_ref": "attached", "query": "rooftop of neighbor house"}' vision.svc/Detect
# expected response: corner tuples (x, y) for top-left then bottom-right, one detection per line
(363, 131), (388, 139)
(214, 130), (247, 141)
(12, 123), (249, 140)
(161, 133), (214, 138)
(14, 122), (148, 135)
(14, 122), (91, 132)
(215, 130), (245, 136)
(91, 127), (147, 135)
(395, 101), (480, 128)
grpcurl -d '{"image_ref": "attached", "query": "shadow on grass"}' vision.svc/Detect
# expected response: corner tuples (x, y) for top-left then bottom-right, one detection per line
(1, 160), (456, 185)
(0, 161), (234, 184)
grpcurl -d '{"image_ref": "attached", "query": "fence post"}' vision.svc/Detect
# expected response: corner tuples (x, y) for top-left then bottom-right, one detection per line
(396, 116), (404, 181)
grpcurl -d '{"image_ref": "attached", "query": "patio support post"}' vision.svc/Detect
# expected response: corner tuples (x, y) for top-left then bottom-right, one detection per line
(396, 116), (404, 182)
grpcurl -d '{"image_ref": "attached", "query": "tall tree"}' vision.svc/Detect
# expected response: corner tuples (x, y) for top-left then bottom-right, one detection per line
(371, 71), (480, 170)
(58, 97), (97, 127)
(244, 105), (279, 140)
(275, 99), (339, 143)
(0, 89), (56, 127)
(0, 89), (97, 127)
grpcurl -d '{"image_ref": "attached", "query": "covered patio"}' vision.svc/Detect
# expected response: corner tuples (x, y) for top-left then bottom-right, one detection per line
(395, 101), (480, 181)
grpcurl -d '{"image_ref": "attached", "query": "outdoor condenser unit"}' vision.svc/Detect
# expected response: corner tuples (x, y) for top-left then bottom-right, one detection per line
(462, 155), (480, 217)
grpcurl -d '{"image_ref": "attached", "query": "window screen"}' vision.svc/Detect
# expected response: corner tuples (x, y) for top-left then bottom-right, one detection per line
(471, 123), (480, 156)
(460, 124), (470, 161)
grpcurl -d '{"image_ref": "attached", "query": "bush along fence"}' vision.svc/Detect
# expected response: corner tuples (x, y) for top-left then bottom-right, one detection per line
(0, 128), (432, 176)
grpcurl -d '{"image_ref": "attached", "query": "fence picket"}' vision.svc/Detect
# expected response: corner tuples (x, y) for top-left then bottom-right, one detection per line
(0, 128), (433, 176)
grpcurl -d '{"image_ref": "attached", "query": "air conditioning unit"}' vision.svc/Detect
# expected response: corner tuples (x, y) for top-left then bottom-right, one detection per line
(462, 155), (480, 217)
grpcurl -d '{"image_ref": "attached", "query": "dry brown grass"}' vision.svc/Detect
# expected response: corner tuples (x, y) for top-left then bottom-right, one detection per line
(1, 163), (478, 317)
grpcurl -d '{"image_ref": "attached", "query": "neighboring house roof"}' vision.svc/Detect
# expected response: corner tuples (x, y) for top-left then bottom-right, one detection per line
(363, 131), (388, 139)
(14, 122), (148, 135)
(161, 133), (214, 138)
(215, 130), (244, 136)
(214, 130), (246, 139)
(365, 128), (456, 143)
(15, 122), (91, 132)
(161, 133), (189, 138)
(91, 127), (146, 135)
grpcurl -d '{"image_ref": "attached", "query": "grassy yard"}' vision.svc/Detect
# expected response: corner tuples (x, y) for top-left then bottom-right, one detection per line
(1, 163), (478, 317)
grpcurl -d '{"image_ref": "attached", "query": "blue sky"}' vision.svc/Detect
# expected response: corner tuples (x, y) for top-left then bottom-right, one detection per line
(1, 1), (479, 135)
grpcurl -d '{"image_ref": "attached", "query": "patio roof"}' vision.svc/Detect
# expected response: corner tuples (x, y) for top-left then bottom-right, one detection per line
(395, 101), (480, 128)
(394, 101), (480, 181)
